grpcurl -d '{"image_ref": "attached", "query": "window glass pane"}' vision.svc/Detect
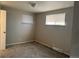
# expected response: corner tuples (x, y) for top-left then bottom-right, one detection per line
(45, 13), (66, 26)
(22, 15), (33, 24)
(55, 13), (65, 25)
(46, 15), (55, 25)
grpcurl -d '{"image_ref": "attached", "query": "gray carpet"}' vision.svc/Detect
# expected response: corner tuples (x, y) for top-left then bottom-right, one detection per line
(0, 42), (69, 58)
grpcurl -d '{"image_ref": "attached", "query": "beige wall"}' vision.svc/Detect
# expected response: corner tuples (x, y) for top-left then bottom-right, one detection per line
(35, 7), (73, 55)
(2, 6), (35, 45)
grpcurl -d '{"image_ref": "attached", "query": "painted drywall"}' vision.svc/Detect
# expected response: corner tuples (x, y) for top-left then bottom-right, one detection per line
(71, 2), (79, 58)
(2, 6), (35, 45)
(35, 7), (73, 55)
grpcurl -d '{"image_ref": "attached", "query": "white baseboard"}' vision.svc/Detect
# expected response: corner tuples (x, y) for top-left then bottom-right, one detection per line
(7, 40), (34, 46)
(35, 40), (52, 48)
(52, 46), (70, 55)
(52, 47), (63, 53)
(35, 40), (69, 56)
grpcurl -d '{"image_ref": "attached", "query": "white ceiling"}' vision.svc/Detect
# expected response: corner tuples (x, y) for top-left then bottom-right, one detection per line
(0, 1), (74, 13)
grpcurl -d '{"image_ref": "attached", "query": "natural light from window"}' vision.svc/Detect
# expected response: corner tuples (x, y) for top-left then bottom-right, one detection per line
(45, 13), (66, 26)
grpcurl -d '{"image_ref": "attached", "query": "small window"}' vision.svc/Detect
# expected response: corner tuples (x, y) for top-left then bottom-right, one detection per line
(22, 15), (33, 24)
(45, 13), (66, 26)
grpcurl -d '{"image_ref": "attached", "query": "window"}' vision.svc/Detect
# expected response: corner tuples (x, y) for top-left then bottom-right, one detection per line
(45, 13), (66, 26)
(22, 15), (33, 24)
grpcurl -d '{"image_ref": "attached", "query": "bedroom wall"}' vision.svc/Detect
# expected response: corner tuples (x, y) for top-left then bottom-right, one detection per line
(35, 7), (73, 55)
(2, 6), (35, 45)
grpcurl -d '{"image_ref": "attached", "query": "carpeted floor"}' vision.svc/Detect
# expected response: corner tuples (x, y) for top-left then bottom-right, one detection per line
(0, 42), (69, 58)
